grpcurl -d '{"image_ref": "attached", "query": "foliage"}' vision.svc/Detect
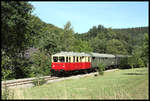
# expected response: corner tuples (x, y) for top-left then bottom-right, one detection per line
(137, 58), (145, 68)
(126, 57), (135, 69)
(119, 57), (131, 69)
(2, 77), (14, 99)
(37, 26), (62, 55)
(32, 76), (47, 86)
(2, 50), (32, 80)
(98, 63), (106, 75)
(77, 26), (148, 55)
(90, 37), (107, 53)
(141, 33), (149, 66)
(2, 85), (14, 100)
(30, 50), (51, 77)
(2, 51), (13, 80)
(13, 58), (32, 79)
(106, 39), (127, 55)
(60, 21), (76, 51)
(1, 1), (34, 56)
(127, 43), (147, 68)
(73, 39), (93, 52)
(29, 15), (63, 55)
(1, 1), (34, 80)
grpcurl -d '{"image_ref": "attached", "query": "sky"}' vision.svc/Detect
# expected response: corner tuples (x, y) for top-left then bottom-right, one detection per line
(29, 1), (148, 33)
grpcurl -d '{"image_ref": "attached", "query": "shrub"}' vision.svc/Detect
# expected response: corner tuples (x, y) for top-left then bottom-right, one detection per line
(2, 50), (33, 80)
(119, 57), (131, 69)
(30, 50), (51, 77)
(137, 58), (145, 68)
(32, 76), (47, 86)
(2, 80), (14, 99)
(98, 63), (106, 75)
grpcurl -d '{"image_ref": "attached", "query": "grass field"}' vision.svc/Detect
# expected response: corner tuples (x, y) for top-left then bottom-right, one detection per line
(5, 68), (149, 99)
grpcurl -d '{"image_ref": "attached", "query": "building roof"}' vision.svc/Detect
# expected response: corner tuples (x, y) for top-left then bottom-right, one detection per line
(24, 47), (39, 59)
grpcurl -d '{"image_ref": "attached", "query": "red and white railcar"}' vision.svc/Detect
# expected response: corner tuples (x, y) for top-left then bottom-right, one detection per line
(51, 52), (91, 73)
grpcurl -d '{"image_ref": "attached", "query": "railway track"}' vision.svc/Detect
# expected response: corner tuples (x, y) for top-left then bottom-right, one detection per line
(2, 76), (59, 88)
(2, 69), (118, 88)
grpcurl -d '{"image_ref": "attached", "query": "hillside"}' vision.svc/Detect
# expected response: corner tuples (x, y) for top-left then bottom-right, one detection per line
(75, 25), (148, 54)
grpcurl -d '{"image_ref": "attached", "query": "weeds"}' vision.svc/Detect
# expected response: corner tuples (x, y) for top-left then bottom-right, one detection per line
(32, 76), (47, 86)
(98, 63), (105, 75)
(2, 81), (14, 99)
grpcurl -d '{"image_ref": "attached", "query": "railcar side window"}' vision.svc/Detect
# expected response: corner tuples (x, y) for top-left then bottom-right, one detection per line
(92, 57), (95, 60)
(77, 57), (78, 62)
(59, 56), (65, 62)
(53, 57), (58, 62)
(66, 57), (68, 62)
(73, 56), (75, 62)
(80, 57), (82, 62)
(88, 57), (90, 62)
(69, 57), (71, 62)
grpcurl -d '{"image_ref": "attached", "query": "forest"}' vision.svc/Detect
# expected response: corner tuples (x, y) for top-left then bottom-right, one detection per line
(1, 1), (149, 80)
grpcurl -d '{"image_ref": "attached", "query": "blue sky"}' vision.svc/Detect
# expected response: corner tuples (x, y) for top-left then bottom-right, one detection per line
(29, 2), (148, 33)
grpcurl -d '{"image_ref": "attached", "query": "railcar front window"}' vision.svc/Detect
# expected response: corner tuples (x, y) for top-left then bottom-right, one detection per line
(59, 56), (65, 62)
(53, 57), (58, 62)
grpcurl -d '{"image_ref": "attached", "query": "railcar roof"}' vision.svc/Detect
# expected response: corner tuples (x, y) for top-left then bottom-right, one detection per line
(52, 51), (91, 57)
(90, 53), (115, 58)
(115, 54), (131, 57)
(52, 52), (130, 58)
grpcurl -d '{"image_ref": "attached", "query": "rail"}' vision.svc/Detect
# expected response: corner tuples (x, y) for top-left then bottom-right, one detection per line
(2, 76), (59, 88)
(2, 69), (118, 88)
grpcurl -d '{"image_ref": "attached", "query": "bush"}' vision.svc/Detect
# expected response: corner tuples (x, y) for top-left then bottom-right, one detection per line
(2, 80), (14, 99)
(119, 57), (131, 69)
(98, 63), (105, 75)
(137, 58), (145, 68)
(2, 50), (33, 80)
(30, 50), (51, 77)
(32, 76), (47, 86)
(1, 52), (14, 80)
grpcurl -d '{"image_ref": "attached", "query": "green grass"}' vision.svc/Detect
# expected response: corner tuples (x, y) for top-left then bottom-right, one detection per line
(11, 68), (148, 99)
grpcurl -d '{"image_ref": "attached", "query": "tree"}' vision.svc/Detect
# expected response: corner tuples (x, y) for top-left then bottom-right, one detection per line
(30, 50), (51, 77)
(141, 33), (149, 67)
(1, 1), (34, 56)
(37, 25), (61, 55)
(106, 39), (127, 55)
(28, 15), (48, 47)
(128, 46), (143, 68)
(72, 39), (93, 52)
(60, 21), (75, 51)
(90, 37), (107, 53)
(1, 1), (34, 79)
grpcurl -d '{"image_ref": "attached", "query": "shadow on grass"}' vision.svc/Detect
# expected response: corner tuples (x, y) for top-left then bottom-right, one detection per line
(123, 72), (146, 75)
